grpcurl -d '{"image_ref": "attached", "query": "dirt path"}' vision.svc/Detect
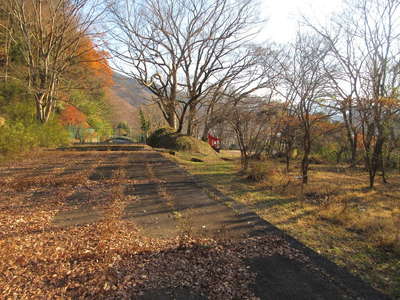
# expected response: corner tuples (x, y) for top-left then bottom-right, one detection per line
(0, 149), (389, 299)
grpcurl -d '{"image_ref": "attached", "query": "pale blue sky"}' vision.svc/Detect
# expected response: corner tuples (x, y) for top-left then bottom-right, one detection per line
(258, 0), (344, 43)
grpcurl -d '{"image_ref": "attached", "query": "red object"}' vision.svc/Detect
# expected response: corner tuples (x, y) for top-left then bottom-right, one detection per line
(208, 133), (221, 151)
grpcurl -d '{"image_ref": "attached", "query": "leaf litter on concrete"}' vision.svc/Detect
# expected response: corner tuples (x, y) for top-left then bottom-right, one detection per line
(0, 151), (313, 299)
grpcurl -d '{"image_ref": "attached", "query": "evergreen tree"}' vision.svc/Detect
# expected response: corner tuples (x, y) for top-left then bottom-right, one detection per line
(139, 109), (150, 143)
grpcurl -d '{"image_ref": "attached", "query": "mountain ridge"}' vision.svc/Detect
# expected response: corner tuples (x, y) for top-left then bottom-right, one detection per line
(105, 73), (153, 132)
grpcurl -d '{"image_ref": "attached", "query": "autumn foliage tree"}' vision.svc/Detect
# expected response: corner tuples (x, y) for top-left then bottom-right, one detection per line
(59, 105), (88, 127)
(3, 0), (103, 123)
(69, 38), (114, 90)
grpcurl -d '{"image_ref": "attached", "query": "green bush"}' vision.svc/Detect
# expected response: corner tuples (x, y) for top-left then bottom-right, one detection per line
(0, 80), (113, 159)
(37, 120), (70, 148)
(0, 122), (33, 154)
(147, 127), (176, 148)
(0, 120), (69, 156)
(0, 83), (69, 157)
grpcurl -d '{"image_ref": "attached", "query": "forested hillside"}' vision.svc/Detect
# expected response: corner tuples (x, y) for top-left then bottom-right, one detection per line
(105, 73), (164, 133)
(0, 0), (114, 158)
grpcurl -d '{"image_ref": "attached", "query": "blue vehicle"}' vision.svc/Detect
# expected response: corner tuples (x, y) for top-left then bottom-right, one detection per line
(104, 137), (134, 144)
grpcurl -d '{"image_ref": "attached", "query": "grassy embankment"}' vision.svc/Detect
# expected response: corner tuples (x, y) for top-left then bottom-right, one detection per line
(169, 150), (400, 298)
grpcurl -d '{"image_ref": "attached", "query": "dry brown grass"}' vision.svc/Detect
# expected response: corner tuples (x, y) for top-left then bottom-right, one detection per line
(262, 164), (400, 258)
(177, 151), (400, 298)
(300, 167), (400, 255)
(246, 160), (288, 186)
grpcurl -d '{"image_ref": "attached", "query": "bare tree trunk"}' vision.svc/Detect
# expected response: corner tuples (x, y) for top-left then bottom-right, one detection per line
(350, 133), (358, 167)
(301, 130), (311, 184)
(201, 122), (210, 142)
(186, 103), (196, 136)
(381, 153), (387, 184)
(166, 111), (176, 130)
(285, 140), (293, 173)
(368, 168), (376, 189)
(233, 121), (250, 171)
(286, 151), (290, 173)
(342, 106), (358, 168)
(35, 99), (43, 122)
(165, 99), (177, 130)
(241, 150), (249, 171)
(4, 13), (11, 84)
(367, 136), (384, 188)
(336, 146), (345, 164)
(201, 101), (217, 141)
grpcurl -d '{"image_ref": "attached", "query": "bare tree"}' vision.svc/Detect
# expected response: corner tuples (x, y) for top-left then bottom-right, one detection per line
(357, 0), (400, 187)
(279, 33), (333, 184)
(200, 43), (282, 169)
(0, 7), (12, 84)
(228, 97), (274, 170)
(178, 43), (266, 136)
(308, 0), (400, 187)
(196, 44), (281, 141)
(276, 100), (300, 173)
(304, 22), (362, 168)
(105, 0), (263, 134)
(4, 0), (103, 123)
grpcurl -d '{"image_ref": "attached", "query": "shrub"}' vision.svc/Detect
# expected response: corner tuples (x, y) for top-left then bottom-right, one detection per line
(147, 127), (176, 148)
(0, 81), (70, 158)
(313, 144), (339, 163)
(0, 120), (69, 156)
(246, 160), (289, 188)
(37, 120), (70, 148)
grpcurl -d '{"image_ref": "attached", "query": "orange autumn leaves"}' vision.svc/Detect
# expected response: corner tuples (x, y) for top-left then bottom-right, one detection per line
(74, 38), (114, 88)
(59, 105), (89, 128)
(59, 38), (113, 130)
